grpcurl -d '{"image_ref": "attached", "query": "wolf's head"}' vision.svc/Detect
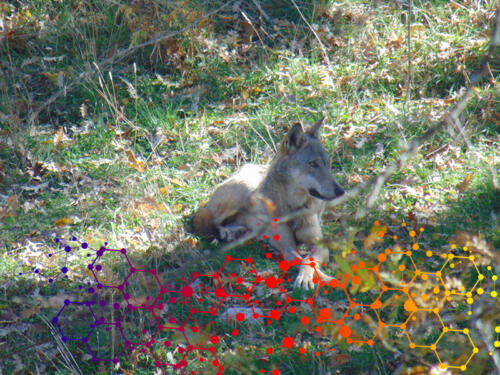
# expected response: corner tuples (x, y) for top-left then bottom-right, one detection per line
(278, 117), (344, 201)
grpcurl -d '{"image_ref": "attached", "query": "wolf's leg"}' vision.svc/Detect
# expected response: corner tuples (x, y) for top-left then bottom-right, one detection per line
(218, 223), (248, 242)
(293, 217), (336, 288)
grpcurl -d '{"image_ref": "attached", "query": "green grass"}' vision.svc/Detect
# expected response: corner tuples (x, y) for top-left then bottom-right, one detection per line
(0, 0), (499, 373)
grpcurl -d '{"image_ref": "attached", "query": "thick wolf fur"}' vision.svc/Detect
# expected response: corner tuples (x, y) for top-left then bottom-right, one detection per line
(193, 117), (344, 289)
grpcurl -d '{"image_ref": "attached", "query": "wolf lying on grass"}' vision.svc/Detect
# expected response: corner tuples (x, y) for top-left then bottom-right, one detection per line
(193, 117), (344, 289)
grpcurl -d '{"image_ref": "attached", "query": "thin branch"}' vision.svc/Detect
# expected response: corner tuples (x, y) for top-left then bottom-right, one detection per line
(29, 2), (232, 124)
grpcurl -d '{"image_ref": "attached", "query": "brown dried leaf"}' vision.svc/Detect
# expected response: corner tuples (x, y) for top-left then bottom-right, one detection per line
(456, 173), (473, 192)
(55, 217), (73, 227)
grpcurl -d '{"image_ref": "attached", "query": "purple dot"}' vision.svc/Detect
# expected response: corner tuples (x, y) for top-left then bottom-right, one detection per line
(19, 272), (22, 276)
(78, 285), (83, 289)
(91, 357), (97, 363)
(55, 238), (60, 243)
(48, 254), (52, 257)
(64, 246), (71, 252)
(95, 265), (102, 271)
(52, 317), (58, 323)
(87, 264), (94, 270)
(82, 337), (88, 344)
(121, 248), (127, 254)
(65, 276), (68, 278)
(146, 296), (150, 301)
(98, 316), (105, 324)
(82, 242), (88, 249)
(64, 299), (70, 305)
(97, 283), (103, 289)
(88, 287), (95, 294)
(62, 336), (68, 342)
(72, 237), (77, 241)
(49, 278), (53, 283)
(112, 358), (118, 364)
(130, 267), (136, 273)
(105, 326), (110, 331)
(116, 321), (121, 328)
(87, 253), (91, 257)
(61, 267), (68, 274)
(97, 249), (104, 257)
(87, 282), (91, 286)
(99, 300), (106, 307)
(113, 303), (120, 309)
(85, 301), (92, 306)
(34, 269), (39, 274)
(123, 293), (130, 300)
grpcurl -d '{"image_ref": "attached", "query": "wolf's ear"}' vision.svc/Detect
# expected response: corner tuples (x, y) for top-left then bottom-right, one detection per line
(283, 122), (305, 153)
(306, 116), (325, 138)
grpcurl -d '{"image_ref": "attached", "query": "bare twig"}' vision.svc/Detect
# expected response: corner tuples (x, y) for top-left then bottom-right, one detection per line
(29, 2), (232, 124)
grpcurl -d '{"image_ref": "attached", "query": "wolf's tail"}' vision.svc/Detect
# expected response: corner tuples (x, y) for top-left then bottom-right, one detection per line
(193, 207), (217, 237)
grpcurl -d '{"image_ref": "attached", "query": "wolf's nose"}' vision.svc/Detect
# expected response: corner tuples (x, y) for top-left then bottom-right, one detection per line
(335, 185), (345, 197)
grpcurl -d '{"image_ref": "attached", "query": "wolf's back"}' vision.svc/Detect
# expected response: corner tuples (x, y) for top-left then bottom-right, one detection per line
(193, 164), (267, 238)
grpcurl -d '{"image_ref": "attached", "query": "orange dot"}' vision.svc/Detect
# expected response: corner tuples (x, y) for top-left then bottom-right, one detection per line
(301, 316), (309, 325)
(379, 321), (385, 328)
(402, 222), (407, 227)
(398, 265), (406, 271)
(320, 308), (331, 320)
(409, 230), (416, 237)
(374, 220), (379, 226)
(377, 253), (387, 262)
(282, 337), (294, 348)
(351, 265), (358, 272)
(412, 243), (419, 250)
(354, 313), (361, 320)
(358, 261), (365, 269)
(367, 340), (374, 346)
(385, 248), (391, 255)
(393, 235), (398, 240)
(371, 300), (382, 309)
(377, 231), (384, 238)
(404, 299), (417, 312)
(352, 275), (361, 285)
(340, 325), (351, 338)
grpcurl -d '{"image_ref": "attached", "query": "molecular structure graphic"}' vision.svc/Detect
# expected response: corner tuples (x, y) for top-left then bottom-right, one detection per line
(24, 219), (499, 373)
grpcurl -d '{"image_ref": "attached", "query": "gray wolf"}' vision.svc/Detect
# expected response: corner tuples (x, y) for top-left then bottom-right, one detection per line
(193, 117), (344, 289)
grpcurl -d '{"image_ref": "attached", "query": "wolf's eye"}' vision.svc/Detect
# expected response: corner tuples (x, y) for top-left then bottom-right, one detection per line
(309, 161), (319, 168)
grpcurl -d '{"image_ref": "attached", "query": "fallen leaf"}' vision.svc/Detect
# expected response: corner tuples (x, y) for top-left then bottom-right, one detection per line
(159, 186), (171, 195)
(55, 217), (73, 226)
(456, 173), (473, 192)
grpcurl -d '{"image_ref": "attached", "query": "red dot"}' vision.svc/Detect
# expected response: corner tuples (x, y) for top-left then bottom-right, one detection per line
(274, 234), (280, 241)
(237, 277), (243, 284)
(330, 279), (338, 287)
(266, 347), (273, 354)
(266, 276), (278, 288)
(215, 288), (227, 298)
(210, 336), (219, 344)
(262, 235), (267, 239)
(274, 218), (278, 222)
(301, 316), (309, 325)
(273, 370), (280, 375)
(289, 306), (296, 313)
(299, 348), (306, 354)
(271, 309), (280, 320)
(181, 285), (193, 298)
(282, 337), (294, 348)
(319, 308), (331, 320)
(266, 252), (272, 258)
(279, 260), (289, 271)
(232, 329), (239, 336)
(339, 325), (351, 338)
(236, 313), (245, 322)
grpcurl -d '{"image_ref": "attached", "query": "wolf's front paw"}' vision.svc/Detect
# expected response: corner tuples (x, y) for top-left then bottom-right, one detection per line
(293, 265), (316, 290)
